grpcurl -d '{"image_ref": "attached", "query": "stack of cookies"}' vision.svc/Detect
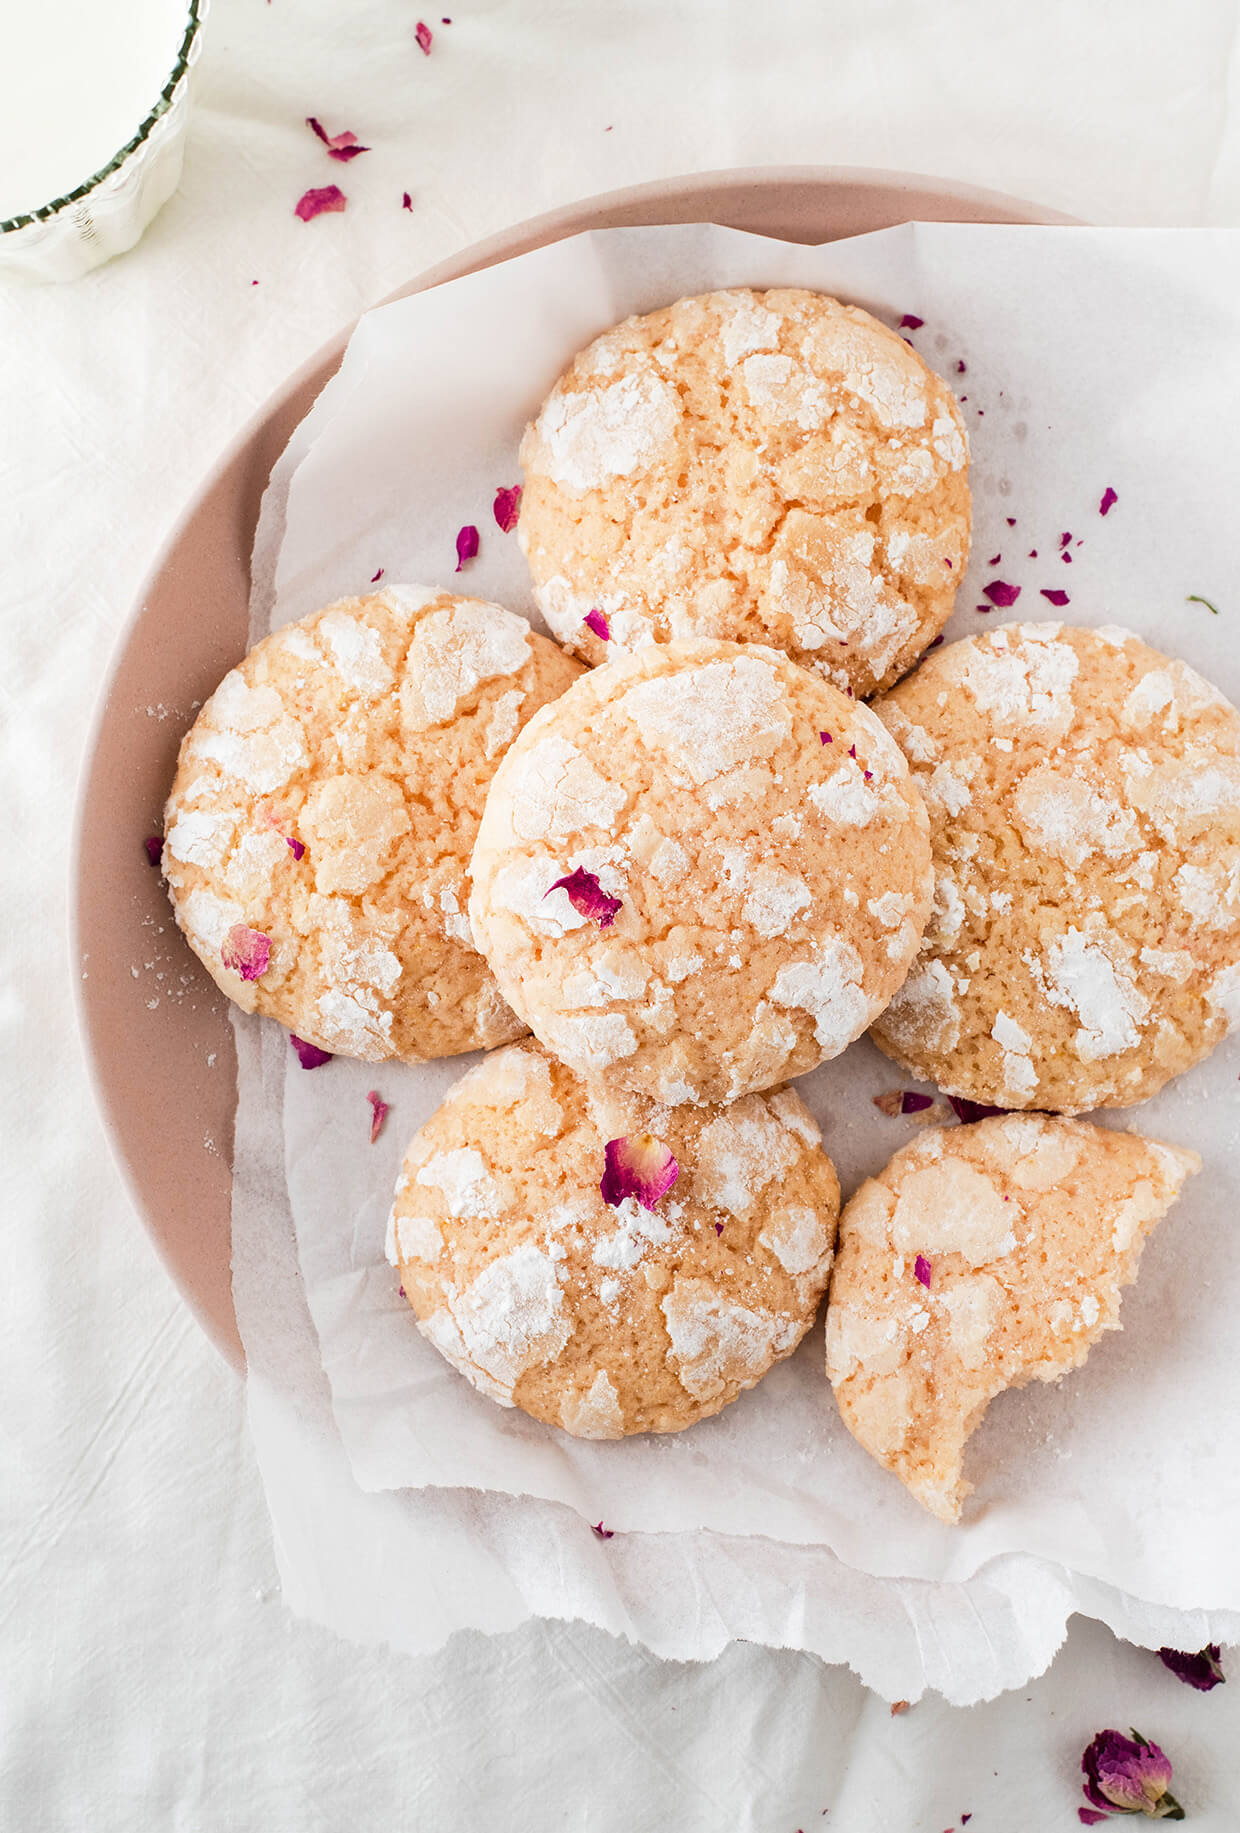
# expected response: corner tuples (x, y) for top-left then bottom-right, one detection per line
(162, 289), (1237, 1522)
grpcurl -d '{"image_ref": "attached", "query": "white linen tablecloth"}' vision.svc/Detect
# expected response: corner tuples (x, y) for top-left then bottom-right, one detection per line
(5, 1), (1240, 1825)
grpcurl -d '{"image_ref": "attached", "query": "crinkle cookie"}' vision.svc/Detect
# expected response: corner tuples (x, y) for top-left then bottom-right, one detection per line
(826, 1114), (1199, 1521)
(162, 587), (581, 1061)
(388, 1039), (840, 1434)
(871, 622), (1240, 1112)
(467, 639), (934, 1105)
(517, 287), (970, 698)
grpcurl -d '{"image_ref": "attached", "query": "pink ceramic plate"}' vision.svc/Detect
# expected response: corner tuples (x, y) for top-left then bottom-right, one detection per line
(73, 166), (1069, 1367)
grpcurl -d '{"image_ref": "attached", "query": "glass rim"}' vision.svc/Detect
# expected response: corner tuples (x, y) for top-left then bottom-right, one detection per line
(0, 0), (204, 235)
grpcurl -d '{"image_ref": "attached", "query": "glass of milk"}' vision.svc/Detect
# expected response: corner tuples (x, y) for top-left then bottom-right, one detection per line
(0, 0), (206, 281)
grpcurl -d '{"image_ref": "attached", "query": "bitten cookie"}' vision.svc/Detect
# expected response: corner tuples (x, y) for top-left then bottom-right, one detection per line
(162, 586), (582, 1061)
(826, 1114), (1199, 1521)
(388, 1039), (840, 1435)
(467, 639), (934, 1105)
(517, 288), (970, 697)
(871, 622), (1240, 1112)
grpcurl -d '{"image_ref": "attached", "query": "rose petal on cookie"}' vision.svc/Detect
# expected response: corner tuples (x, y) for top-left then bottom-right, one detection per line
(902, 1092), (934, 1114)
(956, 361), (967, 374)
(982, 580), (1021, 608)
(221, 924), (272, 982)
(286, 835), (306, 861)
(820, 730), (833, 744)
(295, 185), (347, 221)
(291, 1034), (333, 1069)
(591, 1521), (614, 1539)
(600, 1134), (679, 1212)
(948, 1095), (1009, 1125)
(454, 524), (479, 570)
(402, 191), (413, 211)
(914, 1253), (933, 1288)
(371, 567), (385, 583)
(987, 554), (1001, 566)
(583, 608), (610, 641)
(546, 868), (622, 929)
(1099, 487), (1118, 516)
(493, 485), (522, 532)
(144, 835), (164, 868)
(415, 20), (433, 52)
(1040, 589), (1070, 606)
(366, 1089), (390, 1144)
(899, 314), (924, 330)
(1060, 531), (1073, 548)
(1158, 1644), (1225, 1691)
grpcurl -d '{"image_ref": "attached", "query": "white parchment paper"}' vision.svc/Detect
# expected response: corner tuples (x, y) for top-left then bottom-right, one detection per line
(239, 225), (1240, 1673)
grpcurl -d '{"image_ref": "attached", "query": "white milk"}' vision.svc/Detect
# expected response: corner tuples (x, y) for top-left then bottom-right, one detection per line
(0, 0), (191, 220)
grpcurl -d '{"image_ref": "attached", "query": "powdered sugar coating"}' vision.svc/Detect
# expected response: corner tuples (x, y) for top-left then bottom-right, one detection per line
(163, 588), (581, 1061)
(518, 288), (970, 698)
(390, 1041), (839, 1434)
(827, 1115), (1199, 1521)
(873, 624), (1240, 1111)
(469, 640), (933, 1104)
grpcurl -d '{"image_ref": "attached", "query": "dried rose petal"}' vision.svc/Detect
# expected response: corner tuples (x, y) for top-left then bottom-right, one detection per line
(982, 580), (1021, 608)
(1006, 517), (1016, 526)
(1080, 1729), (1182, 1821)
(591, 1521), (614, 1539)
(899, 314), (924, 330)
(601, 1134), (679, 1212)
(402, 191), (413, 211)
(493, 484), (522, 532)
(398, 1284), (406, 1298)
(948, 1095), (1008, 1124)
(914, 1254), (932, 1288)
(290, 1035), (332, 1069)
(144, 835), (164, 868)
(1159, 1644), (1225, 1691)
(295, 185), (346, 222)
(306, 119), (370, 162)
(221, 925), (272, 982)
(286, 836), (306, 861)
(454, 524), (479, 570)
(987, 553), (1001, 566)
(371, 567), (384, 583)
(927, 635), (944, 650)
(546, 868), (621, 928)
(943, 557), (953, 568)
(583, 608), (610, 641)
(1060, 531), (1072, 548)
(820, 730), (833, 744)
(1040, 589), (1070, 606)
(367, 1089), (390, 1145)
(714, 1221), (724, 1236)
(876, 1092), (946, 1130)
(1100, 487), (1118, 516)
(415, 19), (433, 52)
(306, 117), (369, 161)
(956, 360), (967, 374)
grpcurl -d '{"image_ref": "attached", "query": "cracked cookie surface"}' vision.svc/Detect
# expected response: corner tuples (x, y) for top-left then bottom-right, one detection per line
(517, 287), (970, 697)
(389, 1039), (840, 1435)
(162, 586), (582, 1061)
(826, 1113), (1199, 1521)
(871, 622), (1240, 1112)
(468, 639), (934, 1105)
